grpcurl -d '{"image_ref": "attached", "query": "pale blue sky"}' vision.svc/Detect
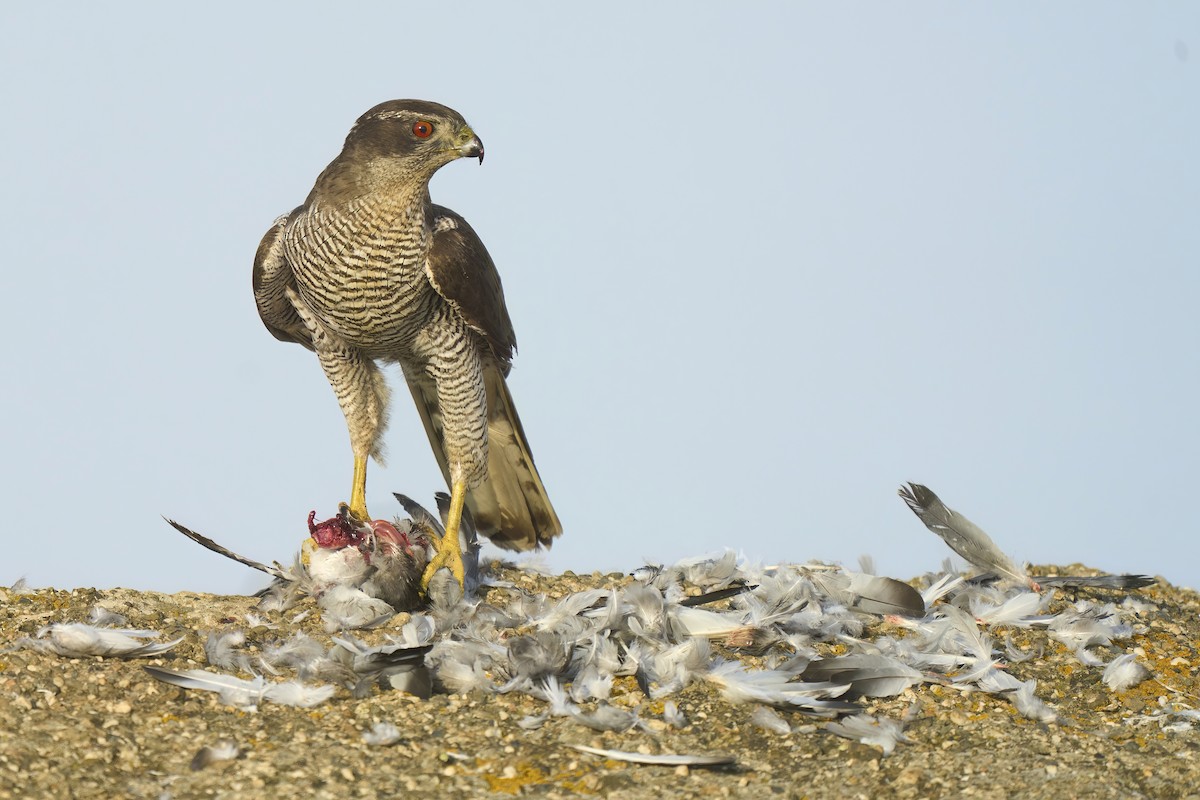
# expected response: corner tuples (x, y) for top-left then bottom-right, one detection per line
(2, 4), (1196, 595)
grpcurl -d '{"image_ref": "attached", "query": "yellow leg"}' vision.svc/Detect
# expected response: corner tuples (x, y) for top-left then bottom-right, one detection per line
(421, 479), (467, 589)
(348, 454), (370, 522)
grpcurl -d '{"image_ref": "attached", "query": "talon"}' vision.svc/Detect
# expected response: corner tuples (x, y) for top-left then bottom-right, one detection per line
(420, 479), (468, 591)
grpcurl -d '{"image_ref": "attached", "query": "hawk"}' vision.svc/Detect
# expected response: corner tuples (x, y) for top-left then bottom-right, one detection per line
(252, 100), (561, 586)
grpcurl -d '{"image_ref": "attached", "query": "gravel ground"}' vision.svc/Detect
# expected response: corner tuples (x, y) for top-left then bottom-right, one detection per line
(2, 564), (1198, 800)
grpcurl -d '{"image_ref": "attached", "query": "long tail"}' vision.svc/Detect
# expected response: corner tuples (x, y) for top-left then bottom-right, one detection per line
(406, 365), (562, 550)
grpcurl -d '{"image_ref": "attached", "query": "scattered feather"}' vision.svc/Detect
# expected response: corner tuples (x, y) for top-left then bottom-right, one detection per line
(87, 606), (129, 627)
(144, 666), (335, 710)
(669, 606), (747, 639)
(570, 745), (736, 768)
(824, 714), (911, 756)
(899, 483), (1038, 590)
(436, 657), (498, 695)
(145, 666), (267, 710)
(662, 700), (688, 728)
(802, 654), (925, 698)
(163, 518), (286, 578)
(1103, 654), (1149, 692)
(921, 573), (965, 606)
(572, 703), (637, 732)
(204, 630), (250, 671)
(264, 679), (339, 707)
(751, 705), (792, 734)
(846, 573), (925, 617)
(261, 632), (326, 677)
(678, 584), (754, 607)
(978, 669), (1057, 724)
(971, 591), (1053, 627)
(705, 659), (855, 714)
(149, 484), (1154, 746)
(18, 623), (183, 658)
(517, 714), (548, 730)
(1047, 601), (1131, 651)
(528, 676), (576, 718)
(330, 636), (432, 698)
(361, 722), (403, 746)
(1038, 574), (1155, 590)
(189, 739), (239, 771)
(316, 585), (395, 632)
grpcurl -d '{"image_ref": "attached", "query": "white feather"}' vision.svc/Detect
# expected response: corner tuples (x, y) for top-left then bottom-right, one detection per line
(362, 722), (402, 746)
(87, 606), (128, 627)
(144, 666), (335, 710)
(24, 623), (183, 658)
(971, 591), (1053, 627)
(921, 573), (965, 606)
(705, 659), (851, 709)
(824, 714), (911, 756)
(662, 700), (688, 728)
(204, 630), (249, 671)
(977, 669), (1057, 723)
(751, 706), (792, 734)
(532, 676), (576, 717)
(532, 589), (609, 632)
(437, 658), (496, 694)
(144, 666), (267, 710)
(317, 585), (395, 631)
(669, 606), (747, 639)
(260, 631), (327, 677)
(263, 680), (337, 707)
(570, 745), (735, 767)
(1102, 653), (1149, 692)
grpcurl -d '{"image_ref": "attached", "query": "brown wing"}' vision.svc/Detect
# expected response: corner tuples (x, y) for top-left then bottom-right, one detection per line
(425, 204), (517, 373)
(252, 208), (312, 349)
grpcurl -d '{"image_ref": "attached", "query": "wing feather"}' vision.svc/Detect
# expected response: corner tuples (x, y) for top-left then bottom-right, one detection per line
(424, 205), (516, 370)
(252, 209), (311, 349)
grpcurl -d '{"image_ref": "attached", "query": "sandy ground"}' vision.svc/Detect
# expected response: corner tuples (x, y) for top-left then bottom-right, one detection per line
(2, 564), (1198, 800)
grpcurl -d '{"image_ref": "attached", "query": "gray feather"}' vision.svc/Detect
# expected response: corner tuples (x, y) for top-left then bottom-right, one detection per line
(163, 518), (286, 579)
(802, 654), (925, 698)
(898, 483), (1036, 590)
(1038, 574), (1155, 590)
(846, 573), (926, 617)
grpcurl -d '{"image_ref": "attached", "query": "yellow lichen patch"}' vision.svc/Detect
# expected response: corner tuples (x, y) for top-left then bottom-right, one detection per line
(482, 760), (598, 795)
(1116, 632), (1200, 709)
(555, 767), (600, 795)
(482, 762), (549, 794)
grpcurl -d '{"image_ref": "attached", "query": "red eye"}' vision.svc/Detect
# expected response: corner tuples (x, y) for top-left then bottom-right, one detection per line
(412, 120), (434, 138)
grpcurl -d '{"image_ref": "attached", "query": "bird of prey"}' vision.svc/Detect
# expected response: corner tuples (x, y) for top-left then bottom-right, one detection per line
(253, 100), (561, 587)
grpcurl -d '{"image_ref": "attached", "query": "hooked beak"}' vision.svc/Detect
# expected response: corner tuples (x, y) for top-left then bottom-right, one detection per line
(457, 128), (484, 164)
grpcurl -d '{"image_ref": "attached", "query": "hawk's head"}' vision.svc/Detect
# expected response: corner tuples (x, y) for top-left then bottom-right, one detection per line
(342, 99), (483, 176)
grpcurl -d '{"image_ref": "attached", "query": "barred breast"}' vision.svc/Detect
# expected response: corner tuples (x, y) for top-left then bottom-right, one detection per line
(282, 189), (490, 489)
(284, 192), (440, 358)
